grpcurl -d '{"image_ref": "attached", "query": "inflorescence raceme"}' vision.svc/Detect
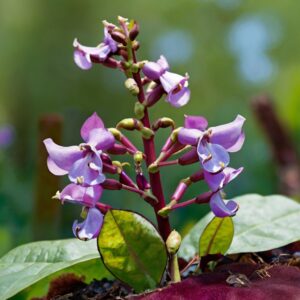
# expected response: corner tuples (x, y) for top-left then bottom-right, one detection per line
(44, 16), (245, 242)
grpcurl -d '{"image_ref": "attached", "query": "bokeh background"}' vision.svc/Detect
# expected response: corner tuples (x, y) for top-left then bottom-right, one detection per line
(1, 0), (299, 256)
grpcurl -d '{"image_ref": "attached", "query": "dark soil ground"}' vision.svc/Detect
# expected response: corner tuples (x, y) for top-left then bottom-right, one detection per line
(34, 242), (300, 300)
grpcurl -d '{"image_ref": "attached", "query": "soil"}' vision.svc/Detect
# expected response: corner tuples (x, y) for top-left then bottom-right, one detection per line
(36, 242), (300, 300)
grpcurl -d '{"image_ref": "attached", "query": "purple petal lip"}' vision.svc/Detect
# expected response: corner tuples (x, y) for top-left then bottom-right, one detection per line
(210, 192), (238, 217)
(157, 55), (169, 71)
(72, 207), (104, 240)
(184, 115), (208, 131)
(73, 29), (118, 70)
(167, 86), (190, 108)
(159, 71), (188, 94)
(44, 138), (83, 174)
(178, 128), (203, 146)
(204, 167), (243, 192)
(197, 141), (230, 173)
(210, 115), (246, 152)
(58, 184), (103, 207)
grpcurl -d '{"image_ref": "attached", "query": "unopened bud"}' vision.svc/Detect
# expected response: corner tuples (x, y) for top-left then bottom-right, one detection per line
(108, 128), (122, 140)
(178, 148), (199, 166)
(136, 173), (151, 190)
(152, 117), (175, 132)
(102, 20), (117, 31)
(145, 84), (165, 107)
(133, 151), (143, 165)
(132, 40), (140, 50)
(170, 128), (182, 142)
(125, 78), (139, 95)
(134, 101), (145, 119)
(140, 127), (154, 139)
(110, 30), (127, 45)
(148, 163), (159, 174)
(129, 21), (139, 41)
(166, 230), (182, 254)
(101, 179), (122, 190)
(116, 118), (136, 130)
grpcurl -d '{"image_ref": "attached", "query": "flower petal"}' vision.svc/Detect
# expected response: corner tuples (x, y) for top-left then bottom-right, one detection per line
(80, 112), (105, 142)
(68, 151), (105, 185)
(59, 184), (103, 207)
(103, 28), (118, 53)
(184, 115), (208, 131)
(222, 167), (244, 186)
(204, 167), (243, 192)
(73, 49), (93, 70)
(197, 141), (230, 173)
(157, 55), (169, 71)
(210, 115), (246, 151)
(210, 192), (238, 217)
(87, 128), (115, 150)
(166, 86), (191, 107)
(44, 138), (83, 173)
(72, 208), (103, 240)
(178, 128), (203, 146)
(143, 62), (164, 80)
(160, 71), (187, 93)
(47, 157), (68, 176)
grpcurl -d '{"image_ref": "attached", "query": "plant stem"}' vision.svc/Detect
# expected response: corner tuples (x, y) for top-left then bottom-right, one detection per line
(131, 49), (171, 241)
(170, 253), (181, 283)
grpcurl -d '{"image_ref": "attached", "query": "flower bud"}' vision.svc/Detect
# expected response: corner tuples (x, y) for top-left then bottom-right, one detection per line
(178, 148), (199, 166)
(133, 151), (144, 165)
(110, 30), (127, 45)
(129, 21), (139, 41)
(134, 101), (145, 119)
(120, 171), (136, 188)
(152, 117), (175, 132)
(136, 173), (151, 190)
(166, 230), (182, 254)
(145, 84), (165, 107)
(101, 179), (122, 190)
(125, 78), (139, 96)
(116, 118), (137, 130)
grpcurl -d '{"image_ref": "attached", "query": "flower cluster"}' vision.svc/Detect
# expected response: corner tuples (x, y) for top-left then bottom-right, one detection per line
(44, 16), (246, 244)
(177, 114), (245, 217)
(44, 113), (114, 240)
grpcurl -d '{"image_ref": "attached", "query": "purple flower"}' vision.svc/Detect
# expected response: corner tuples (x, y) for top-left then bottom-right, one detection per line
(178, 115), (245, 173)
(44, 113), (114, 186)
(73, 29), (118, 70)
(55, 183), (103, 207)
(210, 193), (239, 218)
(143, 56), (190, 107)
(204, 167), (244, 192)
(205, 167), (243, 218)
(0, 125), (15, 149)
(73, 207), (104, 240)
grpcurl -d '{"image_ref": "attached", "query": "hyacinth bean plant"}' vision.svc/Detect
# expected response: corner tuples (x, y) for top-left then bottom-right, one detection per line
(44, 16), (245, 292)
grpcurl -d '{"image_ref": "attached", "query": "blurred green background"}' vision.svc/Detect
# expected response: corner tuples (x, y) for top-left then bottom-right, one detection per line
(0, 0), (299, 256)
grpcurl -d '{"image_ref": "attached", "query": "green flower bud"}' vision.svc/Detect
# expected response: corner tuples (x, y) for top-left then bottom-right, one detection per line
(166, 230), (182, 254)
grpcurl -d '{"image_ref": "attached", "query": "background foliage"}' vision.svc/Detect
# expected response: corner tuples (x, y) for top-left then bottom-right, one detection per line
(0, 0), (299, 255)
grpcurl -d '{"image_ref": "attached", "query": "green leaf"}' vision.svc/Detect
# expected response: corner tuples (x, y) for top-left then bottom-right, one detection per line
(98, 209), (167, 292)
(0, 239), (111, 299)
(179, 194), (300, 261)
(199, 217), (234, 257)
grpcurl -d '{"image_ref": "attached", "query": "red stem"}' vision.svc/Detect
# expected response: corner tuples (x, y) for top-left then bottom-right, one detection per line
(159, 159), (179, 167)
(132, 51), (171, 241)
(171, 192), (212, 210)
